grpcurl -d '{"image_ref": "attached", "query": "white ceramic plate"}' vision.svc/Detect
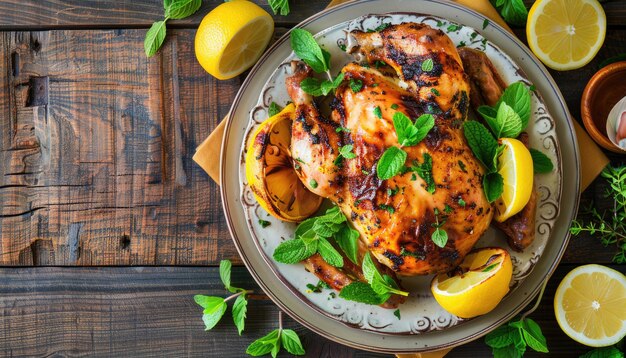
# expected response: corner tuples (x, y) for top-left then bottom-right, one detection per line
(221, 0), (579, 353)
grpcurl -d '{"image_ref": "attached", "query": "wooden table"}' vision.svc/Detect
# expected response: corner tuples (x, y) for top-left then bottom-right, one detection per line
(0, 0), (624, 356)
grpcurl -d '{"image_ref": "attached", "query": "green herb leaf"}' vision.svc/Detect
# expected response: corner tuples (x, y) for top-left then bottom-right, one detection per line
(421, 58), (434, 72)
(486, 324), (517, 348)
(164, 0), (171, 8)
(144, 21), (167, 57)
(413, 114), (436, 144)
(268, 0), (290, 16)
(194, 295), (227, 330)
(335, 225), (359, 264)
(339, 144), (357, 159)
(377, 147), (408, 180)
(363, 253), (408, 297)
(219, 259), (235, 293)
(373, 106), (383, 119)
(522, 318), (548, 353)
(498, 81), (531, 129)
(494, 102), (523, 138)
(393, 112), (419, 147)
(349, 78), (363, 92)
(281, 329), (305, 355)
(408, 153), (436, 194)
(483, 19), (489, 29)
(393, 309), (401, 320)
(290, 29), (328, 73)
(463, 121), (498, 171)
(273, 239), (316, 264)
(232, 294), (248, 335)
(318, 237), (344, 267)
(580, 347), (625, 358)
(431, 228), (448, 248)
(339, 281), (386, 304)
(483, 172), (504, 203)
(268, 102), (283, 117)
(259, 219), (271, 228)
(491, 0), (528, 27)
(166, 0), (201, 19)
(530, 148), (554, 173)
(246, 329), (281, 357)
(309, 179), (318, 189)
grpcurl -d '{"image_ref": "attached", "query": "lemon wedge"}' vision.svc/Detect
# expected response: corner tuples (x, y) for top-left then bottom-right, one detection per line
(527, 0), (606, 71)
(245, 104), (323, 222)
(431, 247), (513, 318)
(494, 138), (534, 222)
(195, 0), (274, 80)
(554, 264), (626, 347)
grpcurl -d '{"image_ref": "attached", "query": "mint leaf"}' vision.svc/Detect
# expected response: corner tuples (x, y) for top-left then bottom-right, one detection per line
(281, 329), (306, 355)
(290, 29), (328, 73)
(413, 114), (436, 143)
(463, 121), (498, 171)
(194, 295), (227, 330)
(580, 347), (624, 358)
(421, 58), (434, 72)
(486, 324), (517, 348)
(339, 144), (357, 159)
(393, 112), (419, 146)
(300, 77), (324, 96)
(373, 106), (383, 119)
(478, 105), (498, 129)
(273, 239), (316, 264)
(268, 0), (290, 16)
(410, 153), (436, 194)
(431, 228), (448, 248)
(335, 225), (359, 264)
(530, 148), (554, 173)
(166, 0), (201, 19)
(268, 102), (283, 117)
(318, 237), (344, 267)
(219, 259), (236, 293)
(361, 252), (380, 284)
(483, 172), (504, 203)
(498, 81), (531, 128)
(164, 0), (171, 8)
(232, 294), (248, 335)
(394, 309), (401, 320)
(144, 21), (167, 57)
(349, 78), (363, 92)
(339, 281), (387, 304)
(494, 102), (523, 138)
(522, 318), (548, 353)
(377, 146), (408, 180)
(295, 217), (316, 237)
(491, 0), (528, 27)
(363, 253), (408, 297)
(246, 329), (281, 357)
(493, 344), (524, 358)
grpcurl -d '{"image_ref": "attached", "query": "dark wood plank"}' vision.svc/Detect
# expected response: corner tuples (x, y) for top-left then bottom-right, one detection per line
(0, 29), (240, 265)
(0, 0), (624, 30)
(0, 0), (328, 30)
(1, 265), (623, 357)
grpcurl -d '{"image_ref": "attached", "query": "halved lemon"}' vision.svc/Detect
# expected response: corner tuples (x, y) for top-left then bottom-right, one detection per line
(554, 264), (626, 347)
(195, 1), (274, 80)
(494, 138), (534, 222)
(245, 104), (323, 222)
(527, 0), (606, 71)
(431, 247), (513, 318)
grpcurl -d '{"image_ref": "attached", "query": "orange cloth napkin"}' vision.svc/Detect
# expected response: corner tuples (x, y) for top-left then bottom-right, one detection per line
(192, 0), (610, 356)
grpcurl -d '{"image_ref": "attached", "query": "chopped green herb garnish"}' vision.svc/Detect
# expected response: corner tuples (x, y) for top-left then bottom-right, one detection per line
(458, 198), (466, 207)
(431, 88), (440, 96)
(373, 106), (383, 119)
(309, 179), (318, 189)
(259, 219), (271, 228)
(458, 160), (467, 173)
(379, 204), (395, 214)
(336, 126), (350, 133)
(393, 309), (401, 320)
(391, 103), (399, 110)
(421, 58), (434, 72)
(349, 78), (363, 93)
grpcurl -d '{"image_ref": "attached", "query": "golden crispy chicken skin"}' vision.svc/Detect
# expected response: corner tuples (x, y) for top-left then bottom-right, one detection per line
(286, 23), (493, 276)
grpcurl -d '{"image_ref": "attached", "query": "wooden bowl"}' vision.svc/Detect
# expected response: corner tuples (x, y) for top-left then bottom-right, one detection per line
(581, 61), (626, 153)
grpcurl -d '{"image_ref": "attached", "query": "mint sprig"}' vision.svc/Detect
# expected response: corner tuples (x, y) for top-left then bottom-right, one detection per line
(144, 0), (201, 57)
(194, 260), (250, 334)
(267, 0), (290, 16)
(485, 317), (548, 356)
(246, 312), (305, 357)
(290, 29), (330, 73)
(273, 206), (360, 269)
(529, 148), (554, 173)
(376, 146), (408, 180)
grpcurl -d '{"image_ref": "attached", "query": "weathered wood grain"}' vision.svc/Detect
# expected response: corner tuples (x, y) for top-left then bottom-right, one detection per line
(0, 29), (240, 265)
(0, 265), (623, 357)
(0, 0), (624, 30)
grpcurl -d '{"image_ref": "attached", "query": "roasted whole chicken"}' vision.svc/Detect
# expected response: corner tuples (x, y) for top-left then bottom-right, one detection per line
(287, 23), (494, 277)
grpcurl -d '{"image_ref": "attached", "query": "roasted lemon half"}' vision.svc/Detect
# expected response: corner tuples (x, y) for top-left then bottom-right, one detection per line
(245, 104), (323, 222)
